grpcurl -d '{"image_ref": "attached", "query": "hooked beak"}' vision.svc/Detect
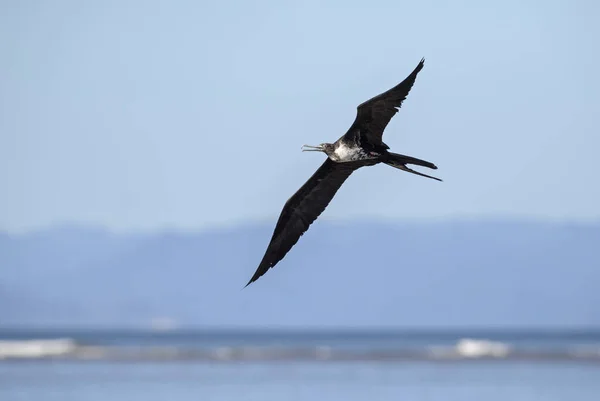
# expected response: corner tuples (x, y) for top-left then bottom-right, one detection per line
(301, 144), (324, 152)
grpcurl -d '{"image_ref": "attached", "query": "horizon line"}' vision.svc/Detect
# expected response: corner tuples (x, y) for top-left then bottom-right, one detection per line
(2, 324), (600, 334)
(1, 214), (599, 236)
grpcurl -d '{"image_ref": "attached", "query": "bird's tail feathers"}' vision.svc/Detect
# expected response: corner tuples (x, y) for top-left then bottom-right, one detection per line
(383, 152), (442, 181)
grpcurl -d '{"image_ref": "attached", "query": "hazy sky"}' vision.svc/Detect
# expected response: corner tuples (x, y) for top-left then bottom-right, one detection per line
(1, 0), (599, 233)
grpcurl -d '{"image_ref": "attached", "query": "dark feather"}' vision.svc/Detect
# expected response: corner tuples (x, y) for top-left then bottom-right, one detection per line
(245, 159), (367, 287)
(345, 58), (425, 147)
(245, 58), (437, 287)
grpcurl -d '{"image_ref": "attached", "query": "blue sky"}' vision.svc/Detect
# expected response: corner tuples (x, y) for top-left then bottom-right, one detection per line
(1, 0), (598, 233)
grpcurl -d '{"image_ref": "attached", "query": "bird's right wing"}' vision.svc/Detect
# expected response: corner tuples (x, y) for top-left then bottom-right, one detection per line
(245, 158), (360, 286)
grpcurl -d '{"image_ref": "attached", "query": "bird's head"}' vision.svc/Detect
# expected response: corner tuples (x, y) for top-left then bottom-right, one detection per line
(301, 143), (335, 156)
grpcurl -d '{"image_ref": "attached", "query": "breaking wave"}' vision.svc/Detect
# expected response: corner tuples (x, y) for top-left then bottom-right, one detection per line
(0, 338), (77, 359)
(1, 337), (600, 362)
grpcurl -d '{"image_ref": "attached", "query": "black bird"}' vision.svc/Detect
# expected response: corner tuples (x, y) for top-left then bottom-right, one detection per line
(246, 58), (440, 287)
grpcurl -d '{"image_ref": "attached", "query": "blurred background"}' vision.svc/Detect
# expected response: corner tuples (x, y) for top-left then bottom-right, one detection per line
(1, 0), (599, 400)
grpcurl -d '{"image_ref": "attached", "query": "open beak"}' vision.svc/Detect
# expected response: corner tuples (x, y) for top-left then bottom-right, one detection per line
(301, 144), (324, 152)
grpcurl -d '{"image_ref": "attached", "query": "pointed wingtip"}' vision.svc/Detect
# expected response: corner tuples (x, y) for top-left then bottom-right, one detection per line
(413, 58), (425, 74)
(243, 271), (262, 289)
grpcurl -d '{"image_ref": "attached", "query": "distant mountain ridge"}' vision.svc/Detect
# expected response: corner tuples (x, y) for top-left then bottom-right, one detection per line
(1, 219), (599, 328)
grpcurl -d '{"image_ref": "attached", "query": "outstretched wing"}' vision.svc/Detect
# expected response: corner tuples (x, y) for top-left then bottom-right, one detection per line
(345, 58), (425, 147)
(245, 159), (361, 286)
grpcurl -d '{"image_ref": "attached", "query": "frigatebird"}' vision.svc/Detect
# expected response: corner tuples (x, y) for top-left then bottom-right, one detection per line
(245, 58), (440, 287)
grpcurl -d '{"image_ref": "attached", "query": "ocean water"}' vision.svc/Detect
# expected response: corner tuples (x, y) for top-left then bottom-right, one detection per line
(1, 329), (600, 400)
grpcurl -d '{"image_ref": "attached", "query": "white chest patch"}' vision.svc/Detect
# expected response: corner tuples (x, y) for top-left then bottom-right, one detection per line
(331, 143), (375, 162)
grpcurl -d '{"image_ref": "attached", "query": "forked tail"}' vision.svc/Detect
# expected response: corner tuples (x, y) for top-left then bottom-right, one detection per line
(382, 152), (442, 181)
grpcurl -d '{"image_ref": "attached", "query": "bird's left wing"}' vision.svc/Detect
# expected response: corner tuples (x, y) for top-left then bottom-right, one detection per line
(245, 158), (361, 286)
(345, 58), (425, 147)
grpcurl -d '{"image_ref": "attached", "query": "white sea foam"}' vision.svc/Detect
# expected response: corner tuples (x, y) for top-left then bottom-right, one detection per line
(0, 338), (76, 359)
(2, 337), (598, 362)
(428, 338), (512, 359)
(455, 338), (512, 358)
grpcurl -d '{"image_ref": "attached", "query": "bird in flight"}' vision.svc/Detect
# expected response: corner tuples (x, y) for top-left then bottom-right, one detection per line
(245, 58), (440, 287)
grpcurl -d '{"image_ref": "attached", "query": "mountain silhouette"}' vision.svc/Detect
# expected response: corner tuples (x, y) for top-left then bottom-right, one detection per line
(1, 220), (598, 328)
